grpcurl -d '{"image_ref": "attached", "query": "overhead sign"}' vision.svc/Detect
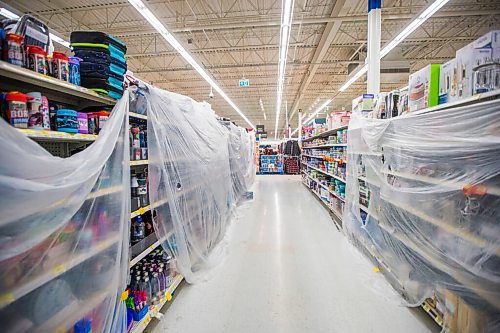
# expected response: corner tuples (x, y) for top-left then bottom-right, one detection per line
(239, 79), (249, 87)
(256, 125), (265, 133)
(260, 132), (268, 138)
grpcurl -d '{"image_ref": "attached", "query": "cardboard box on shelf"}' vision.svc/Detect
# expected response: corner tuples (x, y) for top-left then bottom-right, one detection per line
(439, 58), (458, 104)
(472, 30), (500, 49)
(352, 94), (375, 115)
(408, 64), (440, 112)
(456, 46), (492, 99)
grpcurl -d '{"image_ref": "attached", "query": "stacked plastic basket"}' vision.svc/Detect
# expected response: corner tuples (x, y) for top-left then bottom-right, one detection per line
(70, 31), (127, 100)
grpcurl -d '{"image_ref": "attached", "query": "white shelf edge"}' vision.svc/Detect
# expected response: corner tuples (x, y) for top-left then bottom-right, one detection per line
(303, 163), (346, 183)
(381, 195), (499, 256)
(303, 172), (346, 202)
(0, 235), (120, 308)
(387, 170), (500, 197)
(302, 181), (343, 219)
(129, 112), (148, 120)
(301, 124), (348, 141)
(303, 143), (347, 149)
(130, 205), (152, 218)
(129, 231), (173, 268)
(17, 128), (98, 142)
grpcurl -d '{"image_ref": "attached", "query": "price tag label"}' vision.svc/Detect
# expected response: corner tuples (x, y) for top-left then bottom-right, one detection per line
(52, 264), (66, 274)
(166, 293), (172, 301)
(139, 207), (145, 214)
(142, 315), (151, 327)
(0, 292), (14, 306)
(436, 317), (443, 325)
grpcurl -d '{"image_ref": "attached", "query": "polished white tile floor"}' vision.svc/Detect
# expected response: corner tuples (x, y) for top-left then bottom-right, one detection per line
(153, 175), (436, 333)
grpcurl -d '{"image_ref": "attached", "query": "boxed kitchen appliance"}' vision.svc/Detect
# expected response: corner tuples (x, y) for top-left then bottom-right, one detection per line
(439, 58), (458, 105)
(456, 46), (492, 99)
(409, 64), (440, 112)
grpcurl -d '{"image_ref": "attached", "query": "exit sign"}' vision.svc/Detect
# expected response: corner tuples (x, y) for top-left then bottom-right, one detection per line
(239, 79), (249, 87)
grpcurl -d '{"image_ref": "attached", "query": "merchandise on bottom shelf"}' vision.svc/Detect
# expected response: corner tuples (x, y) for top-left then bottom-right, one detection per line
(125, 249), (177, 322)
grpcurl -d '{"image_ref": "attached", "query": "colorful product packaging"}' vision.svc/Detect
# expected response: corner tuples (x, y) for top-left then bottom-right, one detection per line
(26, 45), (48, 75)
(439, 58), (458, 105)
(6, 92), (32, 128)
(456, 46), (491, 99)
(77, 112), (89, 134)
(56, 109), (78, 133)
(408, 64), (440, 112)
(49, 52), (70, 82)
(26, 92), (44, 130)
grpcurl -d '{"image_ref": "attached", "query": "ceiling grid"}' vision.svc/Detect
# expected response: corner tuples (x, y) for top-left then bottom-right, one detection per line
(2, 0), (500, 130)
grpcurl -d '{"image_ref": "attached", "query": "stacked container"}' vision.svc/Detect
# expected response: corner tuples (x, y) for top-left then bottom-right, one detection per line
(70, 31), (127, 100)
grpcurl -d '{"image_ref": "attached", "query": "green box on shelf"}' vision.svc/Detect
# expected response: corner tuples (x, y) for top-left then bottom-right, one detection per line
(409, 64), (440, 112)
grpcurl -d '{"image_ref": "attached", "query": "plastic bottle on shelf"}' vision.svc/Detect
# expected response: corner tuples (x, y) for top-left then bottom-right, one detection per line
(132, 216), (145, 243)
(158, 268), (166, 292)
(151, 272), (160, 298)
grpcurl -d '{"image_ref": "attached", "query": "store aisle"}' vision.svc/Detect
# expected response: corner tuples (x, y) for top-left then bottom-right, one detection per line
(152, 176), (435, 333)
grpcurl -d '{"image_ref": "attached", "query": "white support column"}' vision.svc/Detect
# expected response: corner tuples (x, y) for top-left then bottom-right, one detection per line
(367, 0), (381, 94)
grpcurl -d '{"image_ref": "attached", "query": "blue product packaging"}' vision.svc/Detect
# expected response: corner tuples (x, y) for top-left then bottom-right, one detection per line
(56, 109), (78, 133)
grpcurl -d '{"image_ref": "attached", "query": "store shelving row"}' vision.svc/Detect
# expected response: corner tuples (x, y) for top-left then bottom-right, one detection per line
(303, 171), (345, 203)
(130, 274), (184, 333)
(302, 153), (344, 162)
(301, 124), (348, 142)
(301, 181), (342, 220)
(301, 162), (346, 183)
(303, 143), (347, 149)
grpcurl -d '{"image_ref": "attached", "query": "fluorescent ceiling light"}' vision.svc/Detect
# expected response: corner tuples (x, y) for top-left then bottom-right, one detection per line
(339, 64), (368, 92)
(260, 98), (267, 120)
(337, 0), (450, 93)
(0, 7), (18, 19)
(0, 8), (70, 48)
(274, 0), (295, 139)
(127, 0), (255, 129)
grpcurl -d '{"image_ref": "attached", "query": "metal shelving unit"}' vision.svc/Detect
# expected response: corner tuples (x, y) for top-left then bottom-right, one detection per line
(0, 60), (115, 107)
(0, 59), (122, 332)
(301, 125), (348, 225)
(301, 124), (348, 142)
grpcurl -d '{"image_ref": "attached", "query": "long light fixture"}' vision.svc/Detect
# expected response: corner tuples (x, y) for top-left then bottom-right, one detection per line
(337, 0), (450, 93)
(291, 99), (331, 136)
(0, 8), (70, 48)
(274, 0), (295, 139)
(259, 98), (267, 121)
(127, 0), (254, 129)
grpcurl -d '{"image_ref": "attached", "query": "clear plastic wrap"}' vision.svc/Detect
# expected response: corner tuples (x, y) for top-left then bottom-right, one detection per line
(0, 92), (131, 332)
(141, 83), (253, 283)
(226, 122), (255, 205)
(343, 98), (500, 332)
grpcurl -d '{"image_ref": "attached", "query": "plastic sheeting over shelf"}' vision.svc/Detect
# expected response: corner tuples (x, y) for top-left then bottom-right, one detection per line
(0, 93), (131, 332)
(136, 83), (254, 283)
(343, 98), (500, 332)
(226, 122), (256, 206)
